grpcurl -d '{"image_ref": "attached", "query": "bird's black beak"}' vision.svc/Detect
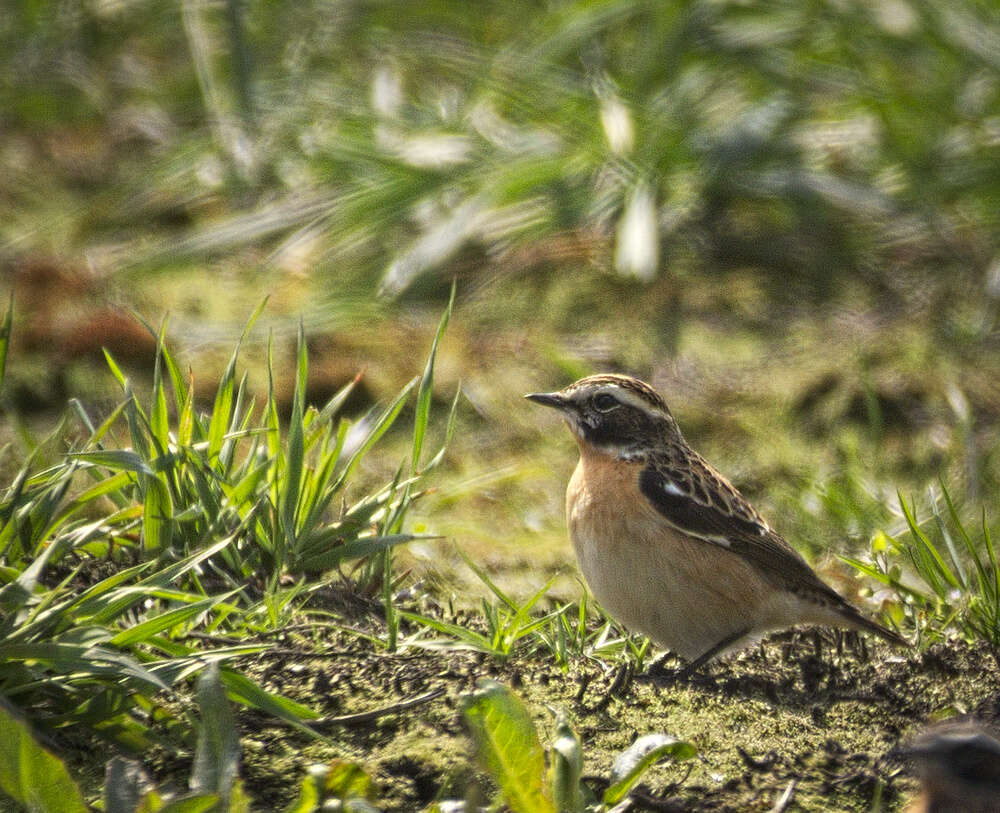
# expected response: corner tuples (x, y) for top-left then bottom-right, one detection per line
(525, 391), (569, 410)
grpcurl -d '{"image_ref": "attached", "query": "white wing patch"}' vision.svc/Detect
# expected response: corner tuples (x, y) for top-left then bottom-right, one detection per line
(662, 480), (686, 497)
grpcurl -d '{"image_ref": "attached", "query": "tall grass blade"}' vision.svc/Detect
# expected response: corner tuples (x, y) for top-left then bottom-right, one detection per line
(0, 294), (12, 394)
(422, 383), (461, 472)
(412, 281), (454, 474)
(333, 378), (416, 489)
(150, 319), (171, 454)
(280, 321), (308, 562)
(191, 664), (240, 801)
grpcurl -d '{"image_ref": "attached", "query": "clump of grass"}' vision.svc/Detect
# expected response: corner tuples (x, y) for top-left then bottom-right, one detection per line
(0, 294), (456, 740)
(844, 482), (999, 658)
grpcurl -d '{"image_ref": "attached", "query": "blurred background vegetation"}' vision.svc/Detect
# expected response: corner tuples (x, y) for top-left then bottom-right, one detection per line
(2, 0), (999, 597)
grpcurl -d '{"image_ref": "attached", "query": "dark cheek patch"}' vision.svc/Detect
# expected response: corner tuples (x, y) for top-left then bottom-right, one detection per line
(583, 412), (635, 446)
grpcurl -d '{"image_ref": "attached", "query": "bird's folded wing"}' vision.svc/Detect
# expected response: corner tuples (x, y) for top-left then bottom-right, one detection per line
(638, 460), (844, 601)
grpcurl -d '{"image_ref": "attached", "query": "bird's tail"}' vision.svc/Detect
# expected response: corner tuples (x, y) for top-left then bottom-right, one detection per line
(842, 605), (909, 648)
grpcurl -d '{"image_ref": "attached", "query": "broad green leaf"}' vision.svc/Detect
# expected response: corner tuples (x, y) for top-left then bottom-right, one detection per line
(461, 679), (555, 813)
(604, 733), (697, 805)
(70, 450), (154, 475)
(0, 699), (88, 813)
(292, 533), (430, 574)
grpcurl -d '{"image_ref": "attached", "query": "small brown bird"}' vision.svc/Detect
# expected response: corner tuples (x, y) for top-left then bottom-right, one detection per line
(526, 373), (906, 673)
(897, 722), (1000, 813)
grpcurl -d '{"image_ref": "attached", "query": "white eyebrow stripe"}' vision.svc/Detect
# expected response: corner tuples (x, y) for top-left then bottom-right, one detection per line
(594, 385), (667, 419)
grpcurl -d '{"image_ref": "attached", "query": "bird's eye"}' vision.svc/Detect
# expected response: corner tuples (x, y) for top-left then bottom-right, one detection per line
(594, 393), (618, 412)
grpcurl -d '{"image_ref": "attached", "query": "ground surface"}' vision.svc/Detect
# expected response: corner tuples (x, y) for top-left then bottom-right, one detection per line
(88, 606), (994, 813)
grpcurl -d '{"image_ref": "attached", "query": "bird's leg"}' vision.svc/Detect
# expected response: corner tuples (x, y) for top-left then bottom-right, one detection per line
(677, 627), (751, 680)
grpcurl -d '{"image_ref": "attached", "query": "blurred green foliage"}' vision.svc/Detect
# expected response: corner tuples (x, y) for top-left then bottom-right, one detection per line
(2, 0), (997, 311)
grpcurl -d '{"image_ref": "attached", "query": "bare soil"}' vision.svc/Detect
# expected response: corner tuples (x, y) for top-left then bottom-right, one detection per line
(177, 607), (1000, 812)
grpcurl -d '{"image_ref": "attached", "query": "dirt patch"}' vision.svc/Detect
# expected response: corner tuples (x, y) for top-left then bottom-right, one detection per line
(164, 617), (1000, 812)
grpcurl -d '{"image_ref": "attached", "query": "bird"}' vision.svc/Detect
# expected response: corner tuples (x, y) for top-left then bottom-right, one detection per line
(896, 721), (1000, 813)
(525, 373), (907, 674)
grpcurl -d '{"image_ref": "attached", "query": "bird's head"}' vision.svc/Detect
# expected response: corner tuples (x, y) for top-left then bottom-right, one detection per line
(896, 725), (1000, 800)
(525, 374), (680, 457)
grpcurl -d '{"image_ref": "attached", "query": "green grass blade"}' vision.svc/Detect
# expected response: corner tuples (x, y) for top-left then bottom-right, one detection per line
(150, 318), (171, 454)
(292, 533), (431, 574)
(280, 321), (308, 558)
(208, 353), (238, 463)
(70, 450), (155, 475)
(458, 548), (517, 611)
(334, 378), (417, 489)
(141, 474), (173, 556)
(103, 348), (129, 391)
(191, 664), (240, 800)
(398, 611), (494, 652)
(898, 492), (959, 592)
(80, 399), (129, 449)
(0, 294), (12, 395)
(218, 668), (320, 736)
(265, 330), (281, 501)
(412, 282), (454, 474)
(109, 594), (237, 647)
(422, 383), (461, 472)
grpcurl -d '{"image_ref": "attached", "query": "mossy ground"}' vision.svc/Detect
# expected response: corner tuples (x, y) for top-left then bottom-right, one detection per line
(66, 612), (998, 812)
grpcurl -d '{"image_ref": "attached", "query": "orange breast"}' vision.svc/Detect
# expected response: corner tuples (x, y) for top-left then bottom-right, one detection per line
(564, 444), (780, 660)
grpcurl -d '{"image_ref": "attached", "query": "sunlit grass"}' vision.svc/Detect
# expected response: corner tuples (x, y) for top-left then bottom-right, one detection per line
(844, 483), (1000, 657)
(0, 295), (456, 744)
